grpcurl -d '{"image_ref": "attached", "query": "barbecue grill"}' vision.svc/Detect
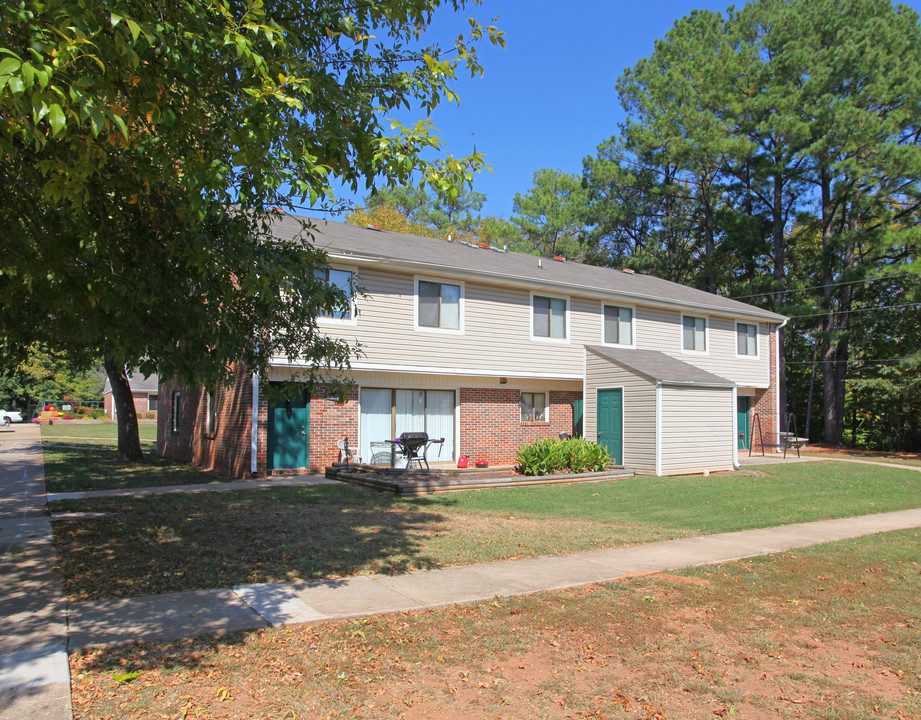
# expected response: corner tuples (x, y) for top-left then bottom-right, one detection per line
(398, 432), (444, 469)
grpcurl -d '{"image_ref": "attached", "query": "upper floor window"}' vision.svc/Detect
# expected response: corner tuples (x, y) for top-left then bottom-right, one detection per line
(520, 391), (548, 422)
(603, 305), (633, 346)
(532, 294), (568, 341)
(682, 315), (707, 352)
(318, 268), (355, 322)
(736, 322), (758, 357)
(416, 279), (462, 332)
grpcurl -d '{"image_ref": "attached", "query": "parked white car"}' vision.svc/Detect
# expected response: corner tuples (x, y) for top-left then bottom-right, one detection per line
(1, 410), (23, 426)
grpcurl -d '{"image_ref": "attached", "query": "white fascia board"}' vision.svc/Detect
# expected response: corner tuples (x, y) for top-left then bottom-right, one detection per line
(325, 252), (787, 324)
(268, 358), (583, 381)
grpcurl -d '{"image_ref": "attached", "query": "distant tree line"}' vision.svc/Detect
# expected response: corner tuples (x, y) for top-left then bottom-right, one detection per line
(357, 0), (921, 451)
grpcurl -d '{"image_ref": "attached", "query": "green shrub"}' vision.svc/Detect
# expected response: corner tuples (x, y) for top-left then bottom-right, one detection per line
(515, 437), (609, 476)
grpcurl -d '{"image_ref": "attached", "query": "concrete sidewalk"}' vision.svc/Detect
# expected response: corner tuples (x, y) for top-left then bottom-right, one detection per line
(67, 506), (921, 650)
(0, 424), (71, 720)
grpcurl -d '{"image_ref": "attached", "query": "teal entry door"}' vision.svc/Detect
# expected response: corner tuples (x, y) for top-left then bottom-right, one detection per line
(737, 396), (751, 450)
(268, 388), (310, 470)
(596, 388), (623, 465)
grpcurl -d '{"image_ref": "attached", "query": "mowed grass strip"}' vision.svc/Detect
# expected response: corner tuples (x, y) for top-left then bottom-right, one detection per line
(41, 422), (157, 450)
(51, 461), (921, 601)
(44, 446), (233, 494)
(69, 530), (921, 720)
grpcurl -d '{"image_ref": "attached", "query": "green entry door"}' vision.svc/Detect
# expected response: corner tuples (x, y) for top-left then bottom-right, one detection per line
(737, 396), (751, 450)
(597, 388), (623, 465)
(268, 388), (310, 470)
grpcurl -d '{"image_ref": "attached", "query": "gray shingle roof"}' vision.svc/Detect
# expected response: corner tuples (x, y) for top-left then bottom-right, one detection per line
(586, 346), (736, 387)
(103, 373), (159, 395)
(272, 214), (786, 322)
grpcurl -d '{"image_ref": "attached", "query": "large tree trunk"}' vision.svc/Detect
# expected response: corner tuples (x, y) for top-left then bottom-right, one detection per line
(819, 167), (844, 445)
(103, 358), (143, 461)
(772, 171), (787, 430)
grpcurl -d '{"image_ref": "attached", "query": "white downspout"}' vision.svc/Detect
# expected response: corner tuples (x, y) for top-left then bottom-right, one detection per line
(775, 318), (789, 452)
(250, 372), (259, 476)
(732, 385), (739, 469)
(655, 382), (662, 477)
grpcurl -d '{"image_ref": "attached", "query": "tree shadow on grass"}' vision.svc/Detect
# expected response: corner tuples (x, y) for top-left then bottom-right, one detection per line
(42, 446), (231, 493)
(53, 485), (453, 601)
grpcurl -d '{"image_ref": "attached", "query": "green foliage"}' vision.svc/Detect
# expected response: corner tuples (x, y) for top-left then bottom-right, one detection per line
(511, 169), (588, 259)
(567, 0), (921, 449)
(0, 345), (103, 407)
(0, 1), (504, 456)
(515, 438), (609, 476)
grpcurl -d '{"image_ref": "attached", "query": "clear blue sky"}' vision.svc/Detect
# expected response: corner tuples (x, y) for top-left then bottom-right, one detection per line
(334, 0), (921, 220)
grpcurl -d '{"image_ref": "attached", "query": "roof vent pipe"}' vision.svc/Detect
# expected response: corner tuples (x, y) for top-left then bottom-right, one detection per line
(538, 258), (543, 269)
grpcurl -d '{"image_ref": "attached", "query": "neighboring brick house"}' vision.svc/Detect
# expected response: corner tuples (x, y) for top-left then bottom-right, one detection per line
(104, 371), (159, 419)
(158, 216), (787, 478)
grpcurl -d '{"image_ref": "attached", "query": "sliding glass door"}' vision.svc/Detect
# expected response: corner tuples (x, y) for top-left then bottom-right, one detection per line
(359, 388), (455, 463)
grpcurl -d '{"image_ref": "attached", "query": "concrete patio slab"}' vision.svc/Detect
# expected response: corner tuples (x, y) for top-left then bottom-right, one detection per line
(68, 588), (269, 649)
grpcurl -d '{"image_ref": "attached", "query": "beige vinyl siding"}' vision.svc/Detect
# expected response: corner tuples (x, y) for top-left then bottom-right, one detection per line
(584, 351), (657, 474)
(636, 307), (770, 387)
(312, 267), (601, 377)
(282, 264), (774, 385)
(659, 386), (734, 475)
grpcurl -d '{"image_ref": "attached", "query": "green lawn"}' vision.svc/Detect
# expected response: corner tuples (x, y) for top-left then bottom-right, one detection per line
(50, 460), (921, 601)
(41, 422), (157, 450)
(43, 446), (232, 494)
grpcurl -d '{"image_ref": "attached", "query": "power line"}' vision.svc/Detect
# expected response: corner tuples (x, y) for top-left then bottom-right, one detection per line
(787, 302), (921, 320)
(785, 358), (914, 364)
(730, 272), (918, 300)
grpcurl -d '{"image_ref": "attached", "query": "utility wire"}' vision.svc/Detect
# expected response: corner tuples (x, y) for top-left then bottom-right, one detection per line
(785, 358), (914, 364)
(787, 302), (921, 320)
(731, 272), (918, 300)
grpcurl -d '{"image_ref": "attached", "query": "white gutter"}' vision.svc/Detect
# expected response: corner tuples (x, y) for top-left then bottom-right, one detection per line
(250, 372), (259, 476)
(655, 383), (663, 477)
(327, 252), (787, 324)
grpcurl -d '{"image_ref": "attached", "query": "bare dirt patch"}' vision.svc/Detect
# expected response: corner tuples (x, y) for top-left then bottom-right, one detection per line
(70, 530), (921, 720)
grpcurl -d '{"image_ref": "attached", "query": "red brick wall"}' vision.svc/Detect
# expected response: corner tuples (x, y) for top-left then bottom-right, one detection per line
(751, 323), (779, 451)
(106, 392), (157, 418)
(157, 366), (254, 477)
(161, 376), (585, 477)
(252, 384), (358, 475)
(459, 388), (582, 465)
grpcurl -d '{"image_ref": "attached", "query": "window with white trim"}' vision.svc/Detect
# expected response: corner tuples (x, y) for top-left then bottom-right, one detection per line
(417, 280), (462, 331)
(603, 305), (633, 345)
(532, 295), (567, 340)
(520, 392), (548, 422)
(682, 315), (707, 352)
(317, 268), (354, 321)
(148, 394), (158, 412)
(736, 322), (758, 356)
